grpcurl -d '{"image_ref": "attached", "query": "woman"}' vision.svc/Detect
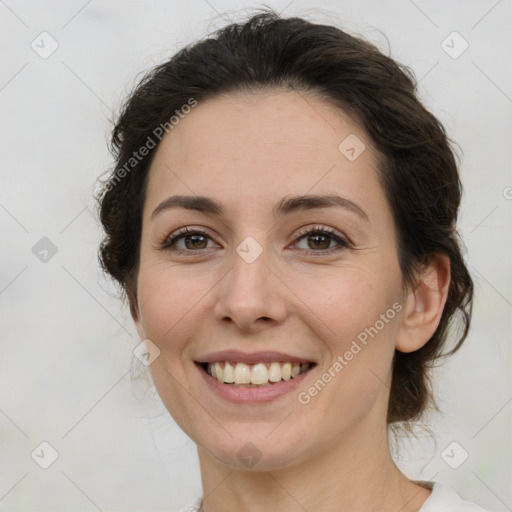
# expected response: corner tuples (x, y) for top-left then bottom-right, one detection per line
(97, 10), (487, 512)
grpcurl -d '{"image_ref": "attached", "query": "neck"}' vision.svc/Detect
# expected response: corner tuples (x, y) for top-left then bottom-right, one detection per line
(197, 416), (431, 512)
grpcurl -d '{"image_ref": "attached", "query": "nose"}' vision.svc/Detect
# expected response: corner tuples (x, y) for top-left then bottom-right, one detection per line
(213, 244), (288, 333)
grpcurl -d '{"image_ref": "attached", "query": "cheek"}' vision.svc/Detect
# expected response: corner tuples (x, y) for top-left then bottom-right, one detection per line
(293, 265), (399, 380)
(292, 267), (382, 338)
(136, 264), (208, 354)
(298, 273), (398, 427)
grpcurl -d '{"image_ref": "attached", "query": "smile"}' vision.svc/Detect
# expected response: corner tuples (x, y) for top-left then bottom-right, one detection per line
(205, 361), (312, 387)
(195, 350), (317, 403)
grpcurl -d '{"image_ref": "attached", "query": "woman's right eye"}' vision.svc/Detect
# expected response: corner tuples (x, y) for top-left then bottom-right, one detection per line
(162, 227), (216, 252)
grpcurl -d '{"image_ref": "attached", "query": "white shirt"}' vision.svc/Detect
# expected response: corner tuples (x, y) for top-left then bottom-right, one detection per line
(418, 482), (489, 511)
(180, 482), (489, 511)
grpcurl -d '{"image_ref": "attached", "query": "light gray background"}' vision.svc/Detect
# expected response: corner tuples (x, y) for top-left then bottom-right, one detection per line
(0, 1), (511, 511)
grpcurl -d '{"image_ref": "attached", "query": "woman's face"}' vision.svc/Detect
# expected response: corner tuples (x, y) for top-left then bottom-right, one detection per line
(133, 89), (407, 470)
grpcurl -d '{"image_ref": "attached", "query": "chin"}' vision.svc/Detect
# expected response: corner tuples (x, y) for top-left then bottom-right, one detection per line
(196, 425), (316, 472)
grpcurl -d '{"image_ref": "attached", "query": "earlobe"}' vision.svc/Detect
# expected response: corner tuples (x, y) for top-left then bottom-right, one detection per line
(395, 254), (451, 353)
(130, 300), (139, 323)
(129, 297), (146, 340)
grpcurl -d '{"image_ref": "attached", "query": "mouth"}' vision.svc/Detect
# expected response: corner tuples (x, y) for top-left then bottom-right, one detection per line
(198, 360), (315, 387)
(194, 350), (318, 403)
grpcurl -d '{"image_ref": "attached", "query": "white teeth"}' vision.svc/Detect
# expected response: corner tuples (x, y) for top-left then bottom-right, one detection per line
(268, 362), (282, 382)
(251, 363), (269, 385)
(205, 361), (311, 385)
(223, 361), (235, 383)
(281, 362), (292, 381)
(214, 362), (223, 381)
(234, 363), (251, 384)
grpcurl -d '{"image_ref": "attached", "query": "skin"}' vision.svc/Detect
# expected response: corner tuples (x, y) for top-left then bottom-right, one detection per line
(132, 89), (451, 512)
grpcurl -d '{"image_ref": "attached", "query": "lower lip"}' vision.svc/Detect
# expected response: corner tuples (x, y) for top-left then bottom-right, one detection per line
(196, 364), (314, 404)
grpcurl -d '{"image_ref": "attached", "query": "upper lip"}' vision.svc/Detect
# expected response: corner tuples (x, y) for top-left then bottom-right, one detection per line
(195, 350), (315, 365)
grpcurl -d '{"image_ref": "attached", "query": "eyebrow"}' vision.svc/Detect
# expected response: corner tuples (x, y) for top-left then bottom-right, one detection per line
(151, 194), (369, 222)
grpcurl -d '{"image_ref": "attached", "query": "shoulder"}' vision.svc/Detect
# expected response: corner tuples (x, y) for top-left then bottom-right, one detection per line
(419, 482), (490, 512)
(178, 484), (490, 512)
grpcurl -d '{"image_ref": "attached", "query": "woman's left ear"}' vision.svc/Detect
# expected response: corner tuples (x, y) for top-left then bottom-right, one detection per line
(129, 293), (147, 341)
(395, 253), (451, 353)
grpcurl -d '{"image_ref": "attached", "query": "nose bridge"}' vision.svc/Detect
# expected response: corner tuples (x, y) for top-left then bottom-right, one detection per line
(214, 234), (287, 329)
(229, 235), (272, 303)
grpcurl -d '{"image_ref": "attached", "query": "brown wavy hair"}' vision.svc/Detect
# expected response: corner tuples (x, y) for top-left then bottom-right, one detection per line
(97, 10), (473, 425)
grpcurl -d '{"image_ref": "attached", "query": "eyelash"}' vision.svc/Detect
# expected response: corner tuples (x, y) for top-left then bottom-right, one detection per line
(161, 225), (350, 256)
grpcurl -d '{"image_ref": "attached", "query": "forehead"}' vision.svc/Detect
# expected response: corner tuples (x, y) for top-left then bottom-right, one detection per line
(145, 89), (386, 219)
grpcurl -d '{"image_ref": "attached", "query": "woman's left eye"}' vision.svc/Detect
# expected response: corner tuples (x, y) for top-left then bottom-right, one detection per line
(161, 225), (349, 255)
(291, 226), (350, 254)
